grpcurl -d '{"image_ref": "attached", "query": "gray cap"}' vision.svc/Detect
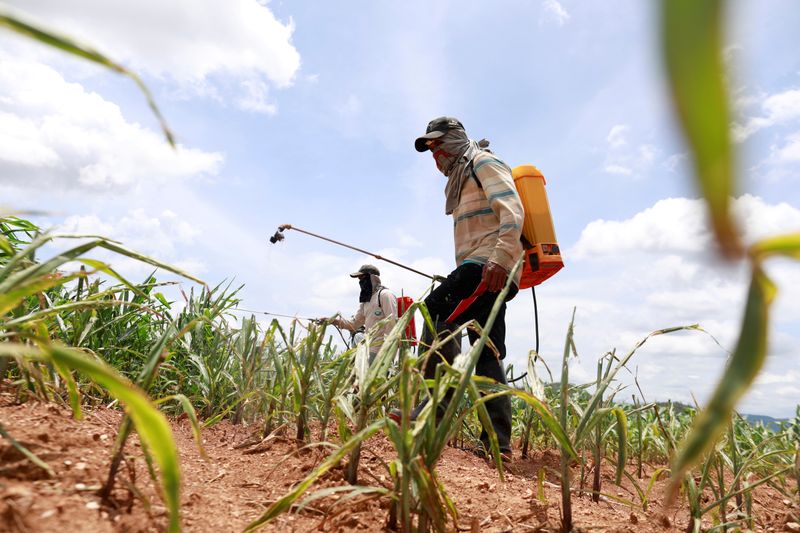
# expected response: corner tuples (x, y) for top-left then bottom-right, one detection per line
(350, 264), (380, 278)
(414, 116), (465, 152)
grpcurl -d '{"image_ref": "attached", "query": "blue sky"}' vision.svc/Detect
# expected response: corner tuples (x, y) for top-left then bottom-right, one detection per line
(1, 0), (799, 417)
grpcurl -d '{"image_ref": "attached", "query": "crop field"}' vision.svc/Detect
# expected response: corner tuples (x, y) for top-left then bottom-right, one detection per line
(2, 1), (800, 532)
(0, 217), (798, 532)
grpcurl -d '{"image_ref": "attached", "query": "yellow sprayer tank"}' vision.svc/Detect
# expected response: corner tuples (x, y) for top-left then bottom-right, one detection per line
(512, 164), (564, 289)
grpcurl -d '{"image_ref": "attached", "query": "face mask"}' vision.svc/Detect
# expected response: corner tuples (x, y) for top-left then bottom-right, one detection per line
(432, 146), (457, 176)
(358, 276), (372, 303)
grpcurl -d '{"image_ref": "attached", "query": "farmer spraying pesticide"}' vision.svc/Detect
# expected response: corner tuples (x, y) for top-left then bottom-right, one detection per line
(392, 116), (525, 463)
(323, 264), (397, 362)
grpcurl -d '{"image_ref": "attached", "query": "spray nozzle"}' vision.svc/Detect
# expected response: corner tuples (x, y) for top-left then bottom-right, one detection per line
(269, 224), (293, 244)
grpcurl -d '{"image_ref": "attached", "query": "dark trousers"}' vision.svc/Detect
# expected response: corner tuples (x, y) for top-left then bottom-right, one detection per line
(421, 262), (518, 452)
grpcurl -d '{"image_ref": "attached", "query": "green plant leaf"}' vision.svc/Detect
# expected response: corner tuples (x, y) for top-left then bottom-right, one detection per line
(661, 0), (741, 257)
(750, 232), (800, 261)
(611, 406), (628, 485)
(155, 394), (208, 460)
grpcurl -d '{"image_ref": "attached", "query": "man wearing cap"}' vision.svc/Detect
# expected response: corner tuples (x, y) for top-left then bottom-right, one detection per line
(328, 264), (398, 361)
(412, 116), (524, 461)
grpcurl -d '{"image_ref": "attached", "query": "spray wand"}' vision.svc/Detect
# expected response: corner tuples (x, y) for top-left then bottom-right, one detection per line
(268, 223), (535, 384)
(230, 307), (354, 347)
(269, 224), (442, 281)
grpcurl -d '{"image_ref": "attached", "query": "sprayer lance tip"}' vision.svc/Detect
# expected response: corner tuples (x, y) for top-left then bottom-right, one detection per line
(268, 231), (285, 244)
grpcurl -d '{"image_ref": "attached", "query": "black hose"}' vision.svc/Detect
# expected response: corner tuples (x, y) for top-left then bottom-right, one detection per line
(507, 285), (538, 385)
(532, 284), (539, 354)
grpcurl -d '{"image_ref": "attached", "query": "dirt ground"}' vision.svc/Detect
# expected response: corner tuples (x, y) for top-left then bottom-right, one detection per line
(1, 393), (797, 532)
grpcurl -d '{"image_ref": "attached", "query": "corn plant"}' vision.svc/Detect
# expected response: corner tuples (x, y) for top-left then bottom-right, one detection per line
(516, 351), (554, 459)
(280, 320), (329, 443)
(310, 343), (353, 443)
(243, 257), (565, 532)
(341, 315), (405, 484)
(382, 258), (574, 531)
(550, 316), (700, 531)
(681, 424), (796, 533)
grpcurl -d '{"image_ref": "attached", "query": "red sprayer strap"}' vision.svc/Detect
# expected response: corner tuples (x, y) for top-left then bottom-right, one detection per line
(446, 281), (487, 324)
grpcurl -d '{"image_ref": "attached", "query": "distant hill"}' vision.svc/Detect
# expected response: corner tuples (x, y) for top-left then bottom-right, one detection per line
(631, 401), (790, 432)
(740, 413), (788, 432)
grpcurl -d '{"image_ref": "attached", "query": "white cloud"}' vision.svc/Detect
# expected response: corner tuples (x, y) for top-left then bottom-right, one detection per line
(571, 197), (711, 258)
(394, 229), (423, 248)
(59, 209), (199, 256)
(607, 124), (628, 148)
(236, 79), (278, 115)
(756, 369), (800, 386)
(732, 194), (800, 242)
(514, 195), (800, 417)
(0, 55), (223, 191)
(602, 125), (659, 179)
(54, 209), (206, 280)
(540, 0), (571, 27)
(572, 194), (800, 260)
(2, 0), (301, 112)
(664, 152), (687, 173)
(603, 164), (632, 175)
(733, 88), (800, 142)
(773, 131), (800, 163)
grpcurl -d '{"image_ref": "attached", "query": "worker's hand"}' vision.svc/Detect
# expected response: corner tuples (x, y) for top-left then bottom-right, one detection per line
(481, 261), (508, 292)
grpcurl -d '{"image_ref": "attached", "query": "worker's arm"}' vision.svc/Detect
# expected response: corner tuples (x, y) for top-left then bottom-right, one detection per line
(332, 303), (366, 332)
(474, 158), (524, 291)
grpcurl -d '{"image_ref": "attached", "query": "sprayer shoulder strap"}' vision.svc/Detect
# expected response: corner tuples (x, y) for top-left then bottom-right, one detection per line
(468, 159), (483, 189)
(377, 288), (390, 310)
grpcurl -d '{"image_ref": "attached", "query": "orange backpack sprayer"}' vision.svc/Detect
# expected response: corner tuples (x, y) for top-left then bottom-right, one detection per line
(512, 164), (564, 289)
(443, 162), (563, 383)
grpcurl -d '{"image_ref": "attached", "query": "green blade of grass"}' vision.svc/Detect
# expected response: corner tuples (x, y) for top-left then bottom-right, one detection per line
(466, 384), (577, 461)
(661, 0), (741, 258)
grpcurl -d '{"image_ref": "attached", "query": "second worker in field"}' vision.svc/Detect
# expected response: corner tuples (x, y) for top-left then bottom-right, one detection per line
(327, 264), (398, 362)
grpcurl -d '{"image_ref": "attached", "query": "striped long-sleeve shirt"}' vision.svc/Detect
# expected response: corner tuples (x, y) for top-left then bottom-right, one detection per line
(452, 151), (524, 286)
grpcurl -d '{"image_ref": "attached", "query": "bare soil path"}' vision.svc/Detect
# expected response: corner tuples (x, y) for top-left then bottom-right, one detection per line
(1, 394), (796, 532)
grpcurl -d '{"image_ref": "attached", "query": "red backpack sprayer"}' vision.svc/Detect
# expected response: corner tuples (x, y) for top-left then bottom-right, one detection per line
(268, 163), (563, 382)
